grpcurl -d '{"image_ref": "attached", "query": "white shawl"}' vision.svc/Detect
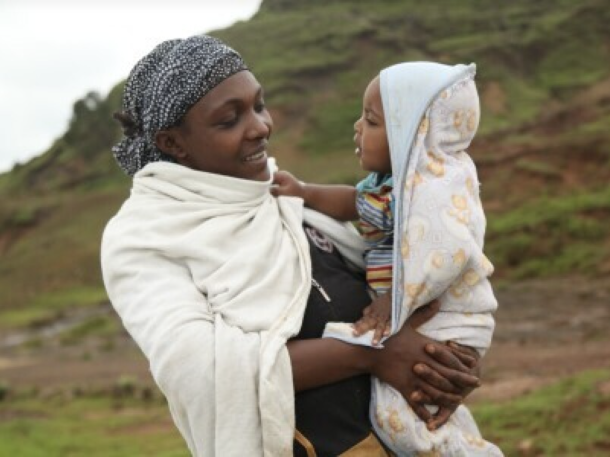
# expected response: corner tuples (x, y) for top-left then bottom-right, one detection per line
(101, 160), (364, 456)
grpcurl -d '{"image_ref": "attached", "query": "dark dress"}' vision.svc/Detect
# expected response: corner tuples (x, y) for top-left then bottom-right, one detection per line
(293, 225), (375, 456)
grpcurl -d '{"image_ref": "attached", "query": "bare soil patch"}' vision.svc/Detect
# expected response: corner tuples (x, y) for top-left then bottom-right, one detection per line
(469, 276), (610, 403)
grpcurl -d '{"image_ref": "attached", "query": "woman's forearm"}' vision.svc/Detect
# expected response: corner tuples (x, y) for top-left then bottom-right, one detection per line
(288, 318), (481, 401)
(287, 337), (374, 392)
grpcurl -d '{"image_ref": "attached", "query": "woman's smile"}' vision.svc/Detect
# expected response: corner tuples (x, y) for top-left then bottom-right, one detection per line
(242, 142), (268, 164)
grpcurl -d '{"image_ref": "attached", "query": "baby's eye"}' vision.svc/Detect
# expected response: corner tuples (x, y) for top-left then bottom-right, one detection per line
(365, 117), (378, 126)
(255, 100), (266, 113)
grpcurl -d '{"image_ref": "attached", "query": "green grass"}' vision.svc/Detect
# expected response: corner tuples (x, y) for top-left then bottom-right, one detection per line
(495, 77), (549, 131)
(489, 187), (610, 232)
(0, 286), (110, 330)
(473, 369), (610, 456)
(0, 187), (126, 329)
(28, 287), (109, 313)
(299, 96), (363, 154)
(487, 186), (610, 278)
(1, 369), (608, 456)
(0, 396), (188, 457)
(0, 189), (122, 274)
(58, 315), (120, 346)
(514, 159), (562, 179)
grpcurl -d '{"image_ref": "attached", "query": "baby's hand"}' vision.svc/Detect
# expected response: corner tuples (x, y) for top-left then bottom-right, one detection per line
(352, 293), (392, 346)
(271, 171), (305, 198)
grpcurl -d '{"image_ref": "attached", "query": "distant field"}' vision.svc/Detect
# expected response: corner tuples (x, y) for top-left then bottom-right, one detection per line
(0, 393), (188, 457)
(1, 369), (609, 456)
(2, 277), (609, 456)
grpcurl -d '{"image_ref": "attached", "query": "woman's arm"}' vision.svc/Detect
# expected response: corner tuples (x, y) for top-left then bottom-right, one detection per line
(101, 228), (218, 455)
(288, 337), (368, 391)
(272, 170), (358, 221)
(288, 303), (481, 424)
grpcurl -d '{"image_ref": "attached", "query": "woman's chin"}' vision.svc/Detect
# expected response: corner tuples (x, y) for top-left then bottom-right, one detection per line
(248, 159), (271, 181)
(241, 152), (270, 181)
(255, 166), (271, 182)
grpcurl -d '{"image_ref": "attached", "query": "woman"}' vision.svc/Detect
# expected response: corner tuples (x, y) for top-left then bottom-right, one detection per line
(102, 35), (481, 456)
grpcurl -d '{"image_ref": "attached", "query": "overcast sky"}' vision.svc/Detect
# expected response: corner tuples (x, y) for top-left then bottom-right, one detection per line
(0, 0), (262, 173)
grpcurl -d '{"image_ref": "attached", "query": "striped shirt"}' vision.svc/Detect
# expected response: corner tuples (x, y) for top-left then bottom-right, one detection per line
(356, 173), (394, 294)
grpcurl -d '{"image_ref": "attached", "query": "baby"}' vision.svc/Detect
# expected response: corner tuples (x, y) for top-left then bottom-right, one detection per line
(273, 62), (503, 456)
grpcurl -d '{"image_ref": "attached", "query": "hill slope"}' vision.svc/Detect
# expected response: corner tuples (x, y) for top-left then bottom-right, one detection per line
(0, 0), (609, 328)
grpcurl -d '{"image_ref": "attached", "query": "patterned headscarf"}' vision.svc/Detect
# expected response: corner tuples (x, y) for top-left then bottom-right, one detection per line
(112, 35), (248, 176)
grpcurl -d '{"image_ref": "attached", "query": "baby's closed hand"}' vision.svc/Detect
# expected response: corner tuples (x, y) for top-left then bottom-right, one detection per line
(353, 293), (392, 346)
(271, 171), (305, 198)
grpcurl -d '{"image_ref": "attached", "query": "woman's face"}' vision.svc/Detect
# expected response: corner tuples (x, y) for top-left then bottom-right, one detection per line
(158, 70), (273, 181)
(353, 76), (391, 174)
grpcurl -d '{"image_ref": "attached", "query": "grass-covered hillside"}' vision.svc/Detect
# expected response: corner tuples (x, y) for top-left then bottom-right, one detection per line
(1, 0), (609, 328)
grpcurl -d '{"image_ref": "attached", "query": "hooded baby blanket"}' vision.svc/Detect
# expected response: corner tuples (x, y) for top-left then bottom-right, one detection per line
(325, 63), (502, 456)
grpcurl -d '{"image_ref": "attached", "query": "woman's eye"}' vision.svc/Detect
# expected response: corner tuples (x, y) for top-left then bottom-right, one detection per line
(218, 116), (238, 128)
(365, 118), (377, 126)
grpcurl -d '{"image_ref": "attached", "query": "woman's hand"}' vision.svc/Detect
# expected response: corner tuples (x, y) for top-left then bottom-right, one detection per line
(370, 301), (481, 428)
(422, 341), (481, 430)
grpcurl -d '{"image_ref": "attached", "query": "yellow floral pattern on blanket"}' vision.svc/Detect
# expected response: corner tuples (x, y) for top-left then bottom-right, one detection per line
(371, 75), (502, 456)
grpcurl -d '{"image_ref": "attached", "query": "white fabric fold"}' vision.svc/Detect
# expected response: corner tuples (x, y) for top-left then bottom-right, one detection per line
(102, 160), (321, 456)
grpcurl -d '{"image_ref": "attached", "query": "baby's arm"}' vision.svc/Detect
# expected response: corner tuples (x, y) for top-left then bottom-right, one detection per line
(272, 170), (358, 221)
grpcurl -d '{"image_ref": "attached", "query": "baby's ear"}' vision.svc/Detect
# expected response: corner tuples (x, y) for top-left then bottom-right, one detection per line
(154, 129), (187, 160)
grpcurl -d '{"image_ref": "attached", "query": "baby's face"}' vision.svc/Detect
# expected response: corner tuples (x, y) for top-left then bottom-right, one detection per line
(353, 76), (391, 174)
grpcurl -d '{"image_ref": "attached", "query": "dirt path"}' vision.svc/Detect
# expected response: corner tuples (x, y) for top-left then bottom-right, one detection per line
(470, 276), (610, 403)
(1, 277), (609, 402)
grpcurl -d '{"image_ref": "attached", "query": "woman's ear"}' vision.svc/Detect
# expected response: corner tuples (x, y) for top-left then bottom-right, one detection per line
(155, 129), (188, 160)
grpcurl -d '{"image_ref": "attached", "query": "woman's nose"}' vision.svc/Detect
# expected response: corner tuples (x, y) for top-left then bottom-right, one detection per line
(248, 111), (273, 139)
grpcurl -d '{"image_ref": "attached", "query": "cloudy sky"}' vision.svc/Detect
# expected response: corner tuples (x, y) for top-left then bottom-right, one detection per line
(0, 0), (262, 173)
